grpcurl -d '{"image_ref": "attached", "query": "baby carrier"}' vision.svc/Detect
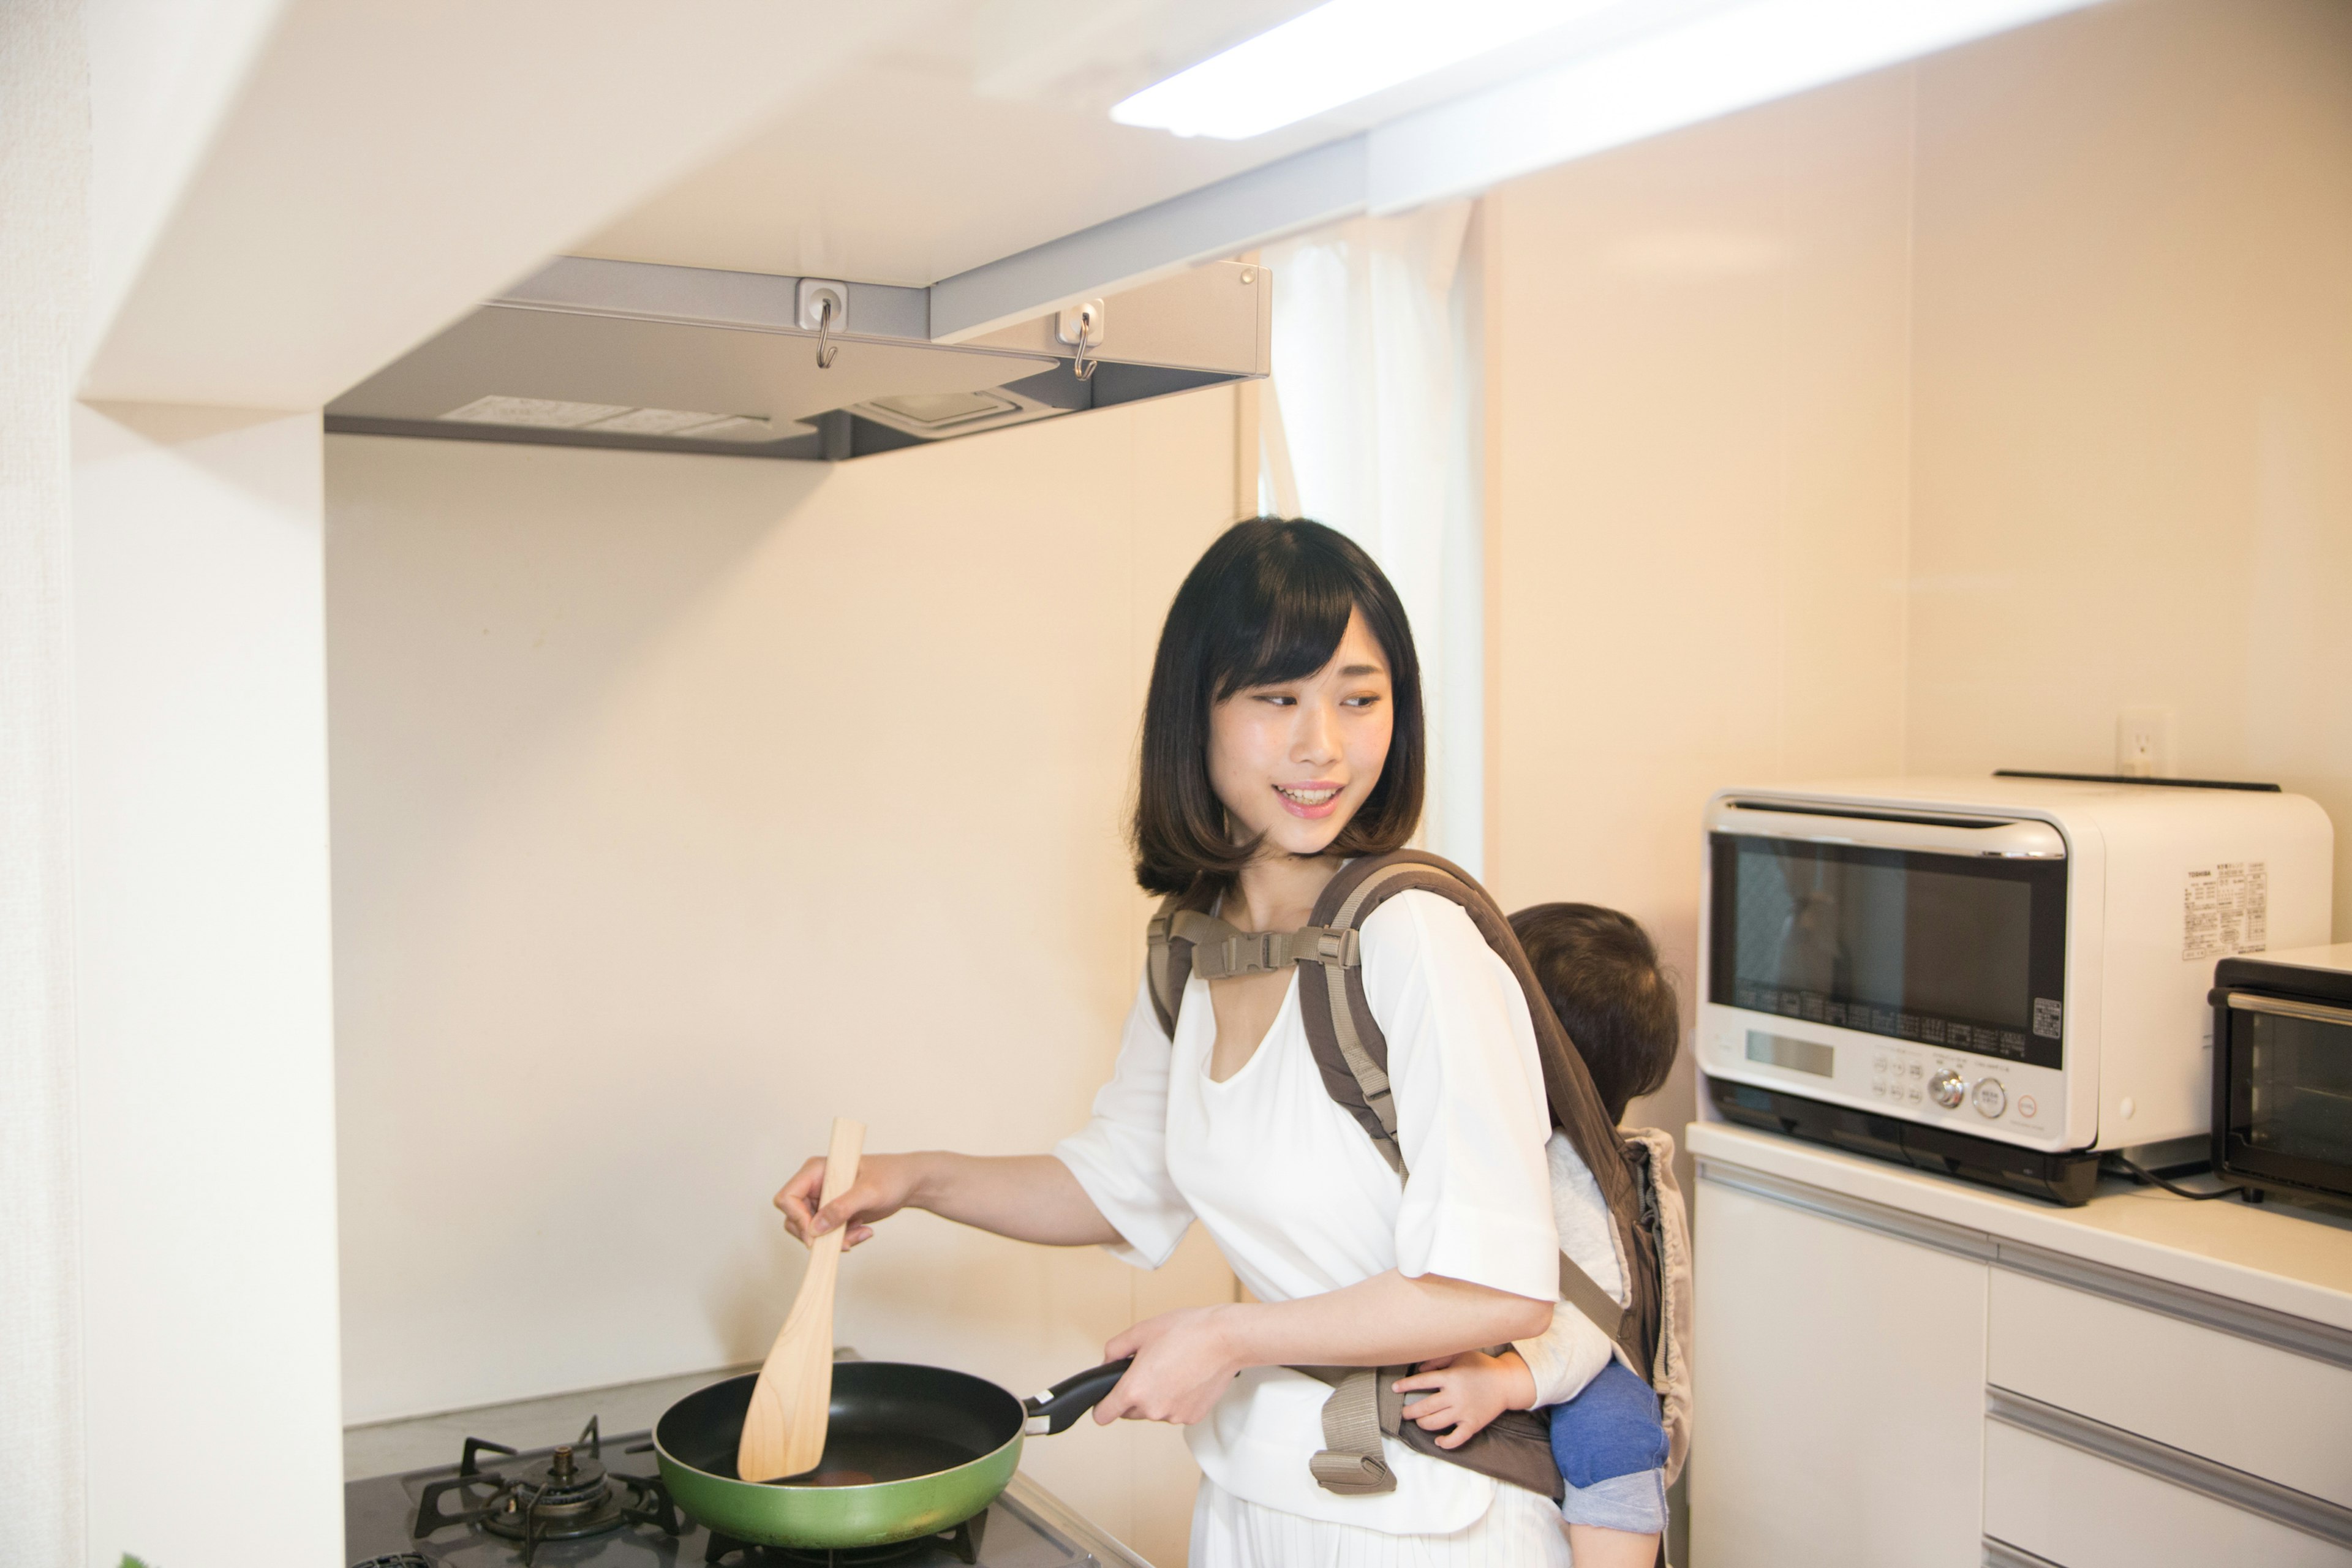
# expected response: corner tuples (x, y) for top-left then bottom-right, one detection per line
(1145, 850), (1694, 1503)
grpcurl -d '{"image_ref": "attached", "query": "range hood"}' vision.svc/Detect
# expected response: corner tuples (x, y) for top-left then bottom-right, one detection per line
(326, 257), (1270, 461)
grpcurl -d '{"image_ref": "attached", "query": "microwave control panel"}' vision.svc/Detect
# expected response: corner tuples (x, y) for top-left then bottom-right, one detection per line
(1698, 1010), (2070, 1150)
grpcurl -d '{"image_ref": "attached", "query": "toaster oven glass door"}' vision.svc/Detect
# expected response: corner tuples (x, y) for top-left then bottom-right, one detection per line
(2221, 997), (2352, 1193)
(1709, 833), (2069, 1069)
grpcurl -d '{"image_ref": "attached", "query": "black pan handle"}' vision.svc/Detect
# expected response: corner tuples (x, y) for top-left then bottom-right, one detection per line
(1021, 1358), (1134, 1436)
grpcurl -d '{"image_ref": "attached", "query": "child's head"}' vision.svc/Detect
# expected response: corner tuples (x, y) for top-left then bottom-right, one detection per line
(1509, 903), (1679, 1125)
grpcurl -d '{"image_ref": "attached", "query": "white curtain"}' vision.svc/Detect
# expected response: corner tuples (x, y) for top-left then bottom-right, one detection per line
(1259, 202), (1487, 874)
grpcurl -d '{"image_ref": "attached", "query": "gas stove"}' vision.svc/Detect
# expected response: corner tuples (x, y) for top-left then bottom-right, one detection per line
(345, 1417), (1148, 1568)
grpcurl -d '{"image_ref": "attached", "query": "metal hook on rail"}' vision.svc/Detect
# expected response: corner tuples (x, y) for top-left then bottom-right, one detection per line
(1059, 300), (1103, 380)
(816, 297), (837, 370)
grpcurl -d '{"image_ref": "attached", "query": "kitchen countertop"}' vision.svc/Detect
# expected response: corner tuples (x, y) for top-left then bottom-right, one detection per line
(1688, 1120), (2352, 1333)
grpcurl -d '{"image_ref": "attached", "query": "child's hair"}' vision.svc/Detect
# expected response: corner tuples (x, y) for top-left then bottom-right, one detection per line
(1509, 903), (1679, 1125)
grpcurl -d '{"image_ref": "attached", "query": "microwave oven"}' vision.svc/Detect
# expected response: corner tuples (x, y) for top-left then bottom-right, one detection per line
(1698, 775), (2333, 1203)
(2212, 943), (2352, 1210)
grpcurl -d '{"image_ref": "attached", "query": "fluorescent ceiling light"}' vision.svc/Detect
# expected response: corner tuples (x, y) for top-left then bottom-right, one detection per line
(1368, 0), (2108, 209)
(1113, 0), (1615, 140)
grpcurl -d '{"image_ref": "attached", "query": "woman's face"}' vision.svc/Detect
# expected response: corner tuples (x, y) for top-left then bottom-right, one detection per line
(1207, 609), (1395, 860)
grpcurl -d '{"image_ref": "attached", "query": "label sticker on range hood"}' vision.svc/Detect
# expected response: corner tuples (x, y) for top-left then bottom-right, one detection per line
(441, 395), (629, 428)
(856, 390), (1020, 429)
(440, 396), (797, 442)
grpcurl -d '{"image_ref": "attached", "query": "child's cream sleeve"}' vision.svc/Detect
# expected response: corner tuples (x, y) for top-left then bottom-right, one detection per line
(1513, 1298), (1619, 1408)
(1512, 1131), (1632, 1408)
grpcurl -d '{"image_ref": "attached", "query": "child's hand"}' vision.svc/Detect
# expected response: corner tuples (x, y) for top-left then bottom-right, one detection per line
(1392, 1349), (1539, 1449)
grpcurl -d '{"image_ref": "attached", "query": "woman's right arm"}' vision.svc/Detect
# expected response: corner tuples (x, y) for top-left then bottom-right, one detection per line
(776, 978), (1192, 1257)
(774, 1151), (1120, 1251)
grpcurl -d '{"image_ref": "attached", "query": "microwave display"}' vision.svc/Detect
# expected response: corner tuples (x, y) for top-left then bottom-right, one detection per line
(1709, 834), (2068, 1069)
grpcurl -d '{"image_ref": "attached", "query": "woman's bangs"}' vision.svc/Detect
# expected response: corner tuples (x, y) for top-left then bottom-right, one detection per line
(1210, 555), (1357, 699)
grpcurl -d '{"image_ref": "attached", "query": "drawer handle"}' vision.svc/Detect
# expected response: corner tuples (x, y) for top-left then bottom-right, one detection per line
(1986, 1386), (2352, 1550)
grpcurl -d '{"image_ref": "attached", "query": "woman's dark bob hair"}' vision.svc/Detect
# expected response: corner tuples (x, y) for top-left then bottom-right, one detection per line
(1133, 517), (1424, 896)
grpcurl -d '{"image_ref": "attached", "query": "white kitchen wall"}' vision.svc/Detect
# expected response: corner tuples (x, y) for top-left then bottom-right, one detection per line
(2, 4), (89, 1564)
(74, 404), (344, 1568)
(1482, 0), (2352, 1185)
(327, 389), (1243, 1566)
(1481, 64), (1919, 1163)
(1904, 0), (2352, 922)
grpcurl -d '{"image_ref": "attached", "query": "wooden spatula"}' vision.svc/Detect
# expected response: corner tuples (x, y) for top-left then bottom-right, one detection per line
(739, 1116), (864, 1483)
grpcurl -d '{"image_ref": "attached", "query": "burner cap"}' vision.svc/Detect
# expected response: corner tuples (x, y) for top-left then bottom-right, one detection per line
(514, 1444), (605, 1501)
(479, 1446), (627, 1544)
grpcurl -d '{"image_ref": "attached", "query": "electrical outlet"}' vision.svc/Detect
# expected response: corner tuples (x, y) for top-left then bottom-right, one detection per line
(2116, 706), (2175, 777)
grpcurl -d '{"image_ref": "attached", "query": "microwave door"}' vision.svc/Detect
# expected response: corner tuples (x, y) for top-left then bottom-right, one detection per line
(1711, 834), (2069, 1069)
(2222, 993), (2352, 1199)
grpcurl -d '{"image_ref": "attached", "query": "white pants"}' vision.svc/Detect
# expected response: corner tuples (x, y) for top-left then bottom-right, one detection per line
(1189, 1478), (1574, 1568)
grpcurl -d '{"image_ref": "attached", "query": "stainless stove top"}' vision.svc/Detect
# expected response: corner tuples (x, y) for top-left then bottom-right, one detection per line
(345, 1425), (1150, 1568)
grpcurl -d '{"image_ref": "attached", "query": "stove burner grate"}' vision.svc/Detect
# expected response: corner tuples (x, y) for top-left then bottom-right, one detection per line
(410, 1416), (684, 1566)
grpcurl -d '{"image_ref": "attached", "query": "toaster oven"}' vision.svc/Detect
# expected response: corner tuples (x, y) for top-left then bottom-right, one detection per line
(1698, 775), (2333, 1203)
(2212, 944), (2352, 1210)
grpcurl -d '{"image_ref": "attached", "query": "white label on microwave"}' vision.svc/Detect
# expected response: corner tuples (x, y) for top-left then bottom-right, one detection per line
(2183, 861), (2268, 962)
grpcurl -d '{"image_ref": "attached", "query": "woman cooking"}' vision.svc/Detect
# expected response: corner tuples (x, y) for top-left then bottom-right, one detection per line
(774, 519), (1569, 1564)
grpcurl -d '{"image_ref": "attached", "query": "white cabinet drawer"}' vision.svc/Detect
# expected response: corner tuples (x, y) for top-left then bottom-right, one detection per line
(1692, 1174), (1989, 1568)
(1983, 1420), (2352, 1568)
(1988, 1267), (2352, 1508)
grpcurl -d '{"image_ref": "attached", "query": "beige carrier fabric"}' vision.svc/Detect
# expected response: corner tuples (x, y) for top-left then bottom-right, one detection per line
(1626, 1128), (1694, 1485)
(1298, 1365), (1398, 1495)
(1296, 1363), (1563, 1502)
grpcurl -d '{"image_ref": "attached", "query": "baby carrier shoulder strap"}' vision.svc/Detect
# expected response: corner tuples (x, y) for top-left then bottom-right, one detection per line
(1297, 853), (1661, 1371)
(1143, 883), (1218, 1039)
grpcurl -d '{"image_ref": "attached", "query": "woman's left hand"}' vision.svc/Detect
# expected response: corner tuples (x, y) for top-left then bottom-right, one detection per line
(1093, 1306), (1246, 1425)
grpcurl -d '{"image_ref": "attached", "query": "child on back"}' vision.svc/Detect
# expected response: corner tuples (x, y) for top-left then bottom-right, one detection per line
(1397, 903), (1681, 1567)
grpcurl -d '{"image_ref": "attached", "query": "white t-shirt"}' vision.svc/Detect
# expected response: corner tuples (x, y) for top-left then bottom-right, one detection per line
(1054, 890), (1562, 1534)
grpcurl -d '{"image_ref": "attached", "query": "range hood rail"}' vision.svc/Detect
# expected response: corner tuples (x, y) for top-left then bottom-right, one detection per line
(325, 257), (1268, 461)
(489, 259), (935, 347)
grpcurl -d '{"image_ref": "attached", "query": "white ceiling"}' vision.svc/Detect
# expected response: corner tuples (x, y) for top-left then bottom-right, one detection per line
(575, 0), (1741, 287)
(81, 0), (949, 407)
(85, 0), (2106, 407)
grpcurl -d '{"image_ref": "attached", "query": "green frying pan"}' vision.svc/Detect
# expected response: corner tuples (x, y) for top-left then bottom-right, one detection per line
(653, 1358), (1130, 1550)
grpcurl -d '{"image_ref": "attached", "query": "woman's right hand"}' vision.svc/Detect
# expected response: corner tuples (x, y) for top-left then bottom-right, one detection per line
(774, 1152), (928, 1251)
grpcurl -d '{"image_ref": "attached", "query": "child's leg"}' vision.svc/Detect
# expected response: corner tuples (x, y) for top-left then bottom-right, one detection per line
(1547, 1362), (1668, 1490)
(1566, 1521), (1662, 1568)
(1547, 1362), (1670, 1555)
